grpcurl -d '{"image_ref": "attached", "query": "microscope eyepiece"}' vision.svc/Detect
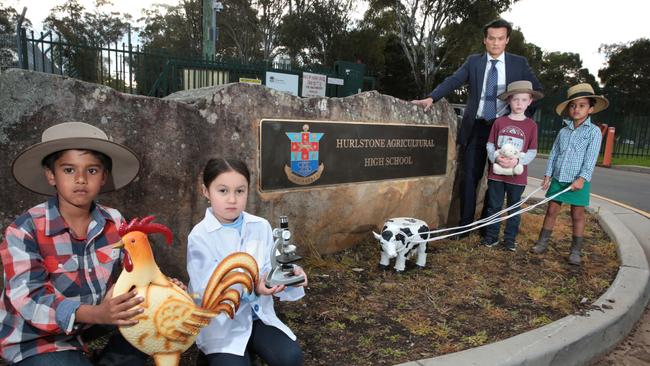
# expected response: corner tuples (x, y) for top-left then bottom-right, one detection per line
(279, 215), (289, 229)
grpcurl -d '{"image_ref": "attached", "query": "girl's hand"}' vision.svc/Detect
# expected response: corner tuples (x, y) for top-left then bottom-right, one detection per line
(292, 266), (308, 287)
(256, 272), (286, 295)
(541, 176), (551, 190)
(570, 177), (585, 191)
(168, 277), (188, 292)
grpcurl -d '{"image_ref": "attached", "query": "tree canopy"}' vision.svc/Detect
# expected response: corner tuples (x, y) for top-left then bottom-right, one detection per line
(8, 0), (610, 101)
(599, 38), (650, 113)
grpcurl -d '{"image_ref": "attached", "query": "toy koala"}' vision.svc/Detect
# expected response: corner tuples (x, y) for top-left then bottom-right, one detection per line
(493, 143), (524, 176)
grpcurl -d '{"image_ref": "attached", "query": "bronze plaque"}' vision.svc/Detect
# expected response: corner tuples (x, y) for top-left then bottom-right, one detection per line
(259, 119), (448, 191)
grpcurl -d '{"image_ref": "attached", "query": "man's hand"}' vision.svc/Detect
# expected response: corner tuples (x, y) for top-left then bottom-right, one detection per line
(411, 97), (434, 112)
(570, 177), (585, 191)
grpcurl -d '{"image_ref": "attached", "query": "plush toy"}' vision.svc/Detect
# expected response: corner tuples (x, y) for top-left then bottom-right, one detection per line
(493, 143), (524, 176)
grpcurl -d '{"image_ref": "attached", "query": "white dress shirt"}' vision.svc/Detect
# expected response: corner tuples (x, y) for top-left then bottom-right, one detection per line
(476, 52), (507, 119)
(187, 209), (305, 356)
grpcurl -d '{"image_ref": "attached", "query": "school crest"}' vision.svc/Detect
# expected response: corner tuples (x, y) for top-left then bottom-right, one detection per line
(284, 124), (325, 185)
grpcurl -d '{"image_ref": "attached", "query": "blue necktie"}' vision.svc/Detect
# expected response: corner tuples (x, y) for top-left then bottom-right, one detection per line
(483, 59), (499, 120)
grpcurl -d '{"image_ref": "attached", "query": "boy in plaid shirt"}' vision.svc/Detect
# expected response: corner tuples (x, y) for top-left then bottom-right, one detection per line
(0, 122), (146, 365)
(532, 84), (609, 265)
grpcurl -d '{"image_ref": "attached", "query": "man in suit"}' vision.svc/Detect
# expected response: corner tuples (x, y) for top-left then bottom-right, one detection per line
(412, 18), (542, 239)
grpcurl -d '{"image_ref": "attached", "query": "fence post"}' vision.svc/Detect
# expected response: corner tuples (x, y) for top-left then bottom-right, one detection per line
(15, 7), (28, 69)
(602, 127), (616, 167)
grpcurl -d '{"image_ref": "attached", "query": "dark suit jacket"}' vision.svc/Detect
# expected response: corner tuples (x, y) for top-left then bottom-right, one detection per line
(429, 52), (542, 146)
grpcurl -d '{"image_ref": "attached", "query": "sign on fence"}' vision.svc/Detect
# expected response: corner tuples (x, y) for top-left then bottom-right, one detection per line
(301, 72), (327, 97)
(265, 71), (299, 96)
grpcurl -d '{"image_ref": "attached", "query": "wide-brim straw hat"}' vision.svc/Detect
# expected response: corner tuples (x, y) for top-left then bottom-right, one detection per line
(12, 121), (140, 196)
(555, 83), (609, 116)
(498, 80), (544, 100)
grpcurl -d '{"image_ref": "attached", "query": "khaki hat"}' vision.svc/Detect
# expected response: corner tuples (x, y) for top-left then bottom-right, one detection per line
(12, 122), (140, 196)
(498, 80), (544, 100)
(555, 83), (609, 116)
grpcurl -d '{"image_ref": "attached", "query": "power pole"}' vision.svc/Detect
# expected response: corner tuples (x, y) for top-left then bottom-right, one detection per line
(202, 0), (223, 59)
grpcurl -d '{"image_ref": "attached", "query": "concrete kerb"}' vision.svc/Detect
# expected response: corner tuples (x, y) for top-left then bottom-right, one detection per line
(397, 187), (650, 366)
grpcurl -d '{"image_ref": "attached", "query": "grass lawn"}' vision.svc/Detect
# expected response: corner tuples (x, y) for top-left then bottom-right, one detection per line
(602, 155), (650, 168)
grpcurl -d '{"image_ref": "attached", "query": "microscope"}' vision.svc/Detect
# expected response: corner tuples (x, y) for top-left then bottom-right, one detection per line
(265, 215), (305, 288)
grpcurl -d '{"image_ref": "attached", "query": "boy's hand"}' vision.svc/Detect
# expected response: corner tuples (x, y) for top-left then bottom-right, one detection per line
(497, 156), (518, 169)
(411, 97), (434, 112)
(541, 176), (551, 190)
(93, 287), (144, 326)
(570, 177), (585, 191)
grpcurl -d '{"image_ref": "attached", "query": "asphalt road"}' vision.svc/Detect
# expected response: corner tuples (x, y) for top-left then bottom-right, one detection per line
(527, 158), (650, 214)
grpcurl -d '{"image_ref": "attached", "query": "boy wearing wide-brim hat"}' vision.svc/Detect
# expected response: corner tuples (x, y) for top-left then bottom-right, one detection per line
(0, 122), (148, 365)
(532, 83), (609, 265)
(483, 80), (543, 252)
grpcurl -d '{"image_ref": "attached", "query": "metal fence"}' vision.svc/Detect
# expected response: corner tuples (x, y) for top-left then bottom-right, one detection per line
(536, 92), (650, 158)
(0, 34), (18, 73)
(16, 28), (374, 99)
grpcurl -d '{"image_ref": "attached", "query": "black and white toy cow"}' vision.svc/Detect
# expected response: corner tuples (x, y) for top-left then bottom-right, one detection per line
(373, 217), (430, 272)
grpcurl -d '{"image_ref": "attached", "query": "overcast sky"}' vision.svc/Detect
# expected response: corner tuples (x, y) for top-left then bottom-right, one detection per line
(7, 0), (646, 82)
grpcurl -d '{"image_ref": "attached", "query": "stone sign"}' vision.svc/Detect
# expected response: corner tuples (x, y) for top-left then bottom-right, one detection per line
(260, 119), (448, 191)
(1, 70), (459, 278)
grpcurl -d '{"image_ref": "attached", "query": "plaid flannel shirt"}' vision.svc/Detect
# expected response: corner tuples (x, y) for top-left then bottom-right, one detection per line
(0, 197), (124, 363)
(545, 117), (602, 183)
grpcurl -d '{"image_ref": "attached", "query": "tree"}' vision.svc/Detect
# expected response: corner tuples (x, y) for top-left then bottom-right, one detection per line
(218, 0), (262, 62)
(1, 2), (31, 35)
(599, 38), (650, 113)
(255, 0), (287, 61)
(0, 5), (16, 35)
(138, 0), (202, 57)
(277, 0), (353, 67)
(537, 51), (594, 95)
(43, 0), (131, 82)
(391, 0), (516, 95)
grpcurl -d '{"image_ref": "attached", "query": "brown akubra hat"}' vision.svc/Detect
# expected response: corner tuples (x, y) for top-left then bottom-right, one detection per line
(498, 80), (544, 100)
(12, 122), (140, 196)
(555, 83), (609, 116)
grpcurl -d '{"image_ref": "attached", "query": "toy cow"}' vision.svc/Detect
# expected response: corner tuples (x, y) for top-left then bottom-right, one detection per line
(373, 217), (430, 272)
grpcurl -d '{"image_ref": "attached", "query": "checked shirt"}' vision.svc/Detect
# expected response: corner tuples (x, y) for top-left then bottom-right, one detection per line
(0, 197), (124, 363)
(545, 117), (602, 183)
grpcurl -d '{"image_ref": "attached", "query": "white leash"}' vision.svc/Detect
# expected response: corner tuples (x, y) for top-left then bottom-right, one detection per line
(410, 185), (572, 244)
(421, 186), (545, 236)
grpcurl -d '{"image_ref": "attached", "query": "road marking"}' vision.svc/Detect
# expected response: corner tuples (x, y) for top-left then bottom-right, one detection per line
(529, 177), (650, 219)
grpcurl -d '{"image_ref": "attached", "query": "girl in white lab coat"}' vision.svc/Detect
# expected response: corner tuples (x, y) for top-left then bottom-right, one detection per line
(187, 157), (307, 366)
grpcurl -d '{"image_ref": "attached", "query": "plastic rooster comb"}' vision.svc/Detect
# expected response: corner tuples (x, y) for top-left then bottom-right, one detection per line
(112, 216), (259, 366)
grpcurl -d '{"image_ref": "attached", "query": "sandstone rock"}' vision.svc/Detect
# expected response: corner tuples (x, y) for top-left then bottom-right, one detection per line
(0, 69), (459, 279)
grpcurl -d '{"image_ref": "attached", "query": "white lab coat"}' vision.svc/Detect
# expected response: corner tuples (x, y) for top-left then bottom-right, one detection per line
(187, 209), (305, 356)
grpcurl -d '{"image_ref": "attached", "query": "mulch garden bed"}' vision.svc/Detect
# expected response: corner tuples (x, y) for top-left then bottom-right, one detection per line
(0, 203), (619, 366)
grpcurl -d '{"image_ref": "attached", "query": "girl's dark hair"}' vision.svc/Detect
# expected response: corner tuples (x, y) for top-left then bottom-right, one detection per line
(41, 149), (113, 173)
(202, 158), (250, 187)
(484, 18), (512, 38)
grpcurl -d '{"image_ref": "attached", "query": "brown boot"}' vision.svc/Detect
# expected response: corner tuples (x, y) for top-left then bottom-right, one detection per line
(532, 229), (552, 254)
(568, 236), (584, 265)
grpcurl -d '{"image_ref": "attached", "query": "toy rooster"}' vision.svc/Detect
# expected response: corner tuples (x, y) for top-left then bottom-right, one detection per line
(112, 216), (259, 366)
